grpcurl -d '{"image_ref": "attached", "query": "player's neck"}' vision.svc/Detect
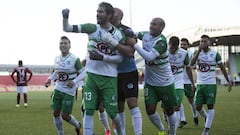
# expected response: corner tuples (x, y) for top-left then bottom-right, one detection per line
(62, 53), (70, 57)
(100, 22), (111, 29)
(203, 47), (210, 53)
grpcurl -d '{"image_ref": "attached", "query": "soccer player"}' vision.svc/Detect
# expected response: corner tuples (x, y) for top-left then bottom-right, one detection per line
(80, 59), (113, 135)
(128, 18), (178, 135)
(45, 36), (84, 135)
(180, 38), (198, 127)
(11, 60), (32, 108)
(62, 2), (127, 135)
(109, 7), (142, 135)
(190, 34), (232, 135)
(168, 36), (195, 128)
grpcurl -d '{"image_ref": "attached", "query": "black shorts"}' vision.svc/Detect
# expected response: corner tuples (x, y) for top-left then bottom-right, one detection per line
(118, 70), (139, 102)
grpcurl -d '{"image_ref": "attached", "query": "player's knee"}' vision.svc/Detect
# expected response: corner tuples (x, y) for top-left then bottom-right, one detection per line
(127, 98), (138, 109)
(207, 104), (214, 109)
(196, 105), (202, 111)
(85, 109), (95, 116)
(61, 113), (71, 121)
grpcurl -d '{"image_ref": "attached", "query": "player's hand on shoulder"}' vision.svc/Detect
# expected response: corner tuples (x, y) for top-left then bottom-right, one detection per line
(101, 32), (119, 47)
(62, 8), (70, 19)
(127, 37), (137, 47)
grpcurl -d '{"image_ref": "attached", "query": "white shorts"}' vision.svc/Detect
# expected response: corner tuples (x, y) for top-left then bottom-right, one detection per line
(17, 86), (27, 94)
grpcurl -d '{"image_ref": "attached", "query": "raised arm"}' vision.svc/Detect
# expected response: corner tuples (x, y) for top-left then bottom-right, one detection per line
(62, 9), (74, 32)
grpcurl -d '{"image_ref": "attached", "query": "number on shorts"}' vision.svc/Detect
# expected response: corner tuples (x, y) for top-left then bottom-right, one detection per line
(84, 92), (92, 101)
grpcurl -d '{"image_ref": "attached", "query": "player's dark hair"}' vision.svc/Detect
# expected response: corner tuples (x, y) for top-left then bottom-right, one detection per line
(99, 2), (114, 18)
(201, 34), (210, 39)
(18, 60), (23, 66)
(61, 36), (71, 44)
(169, 36), (179, 46)
(181, 38), (189, 45)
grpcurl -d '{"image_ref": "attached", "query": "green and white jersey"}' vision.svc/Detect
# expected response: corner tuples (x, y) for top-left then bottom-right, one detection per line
(195, 49), (222, 84)
(183, 50), (193, 84)
(54, 53), (82, 96)
(169, 48), (189, 89)
(78, 23), (125, 77)
(137, 32), (174, 86)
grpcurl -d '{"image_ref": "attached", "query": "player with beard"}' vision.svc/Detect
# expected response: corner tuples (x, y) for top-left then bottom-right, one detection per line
(61, 2), (135, 135)
(190, 35), (232, 135)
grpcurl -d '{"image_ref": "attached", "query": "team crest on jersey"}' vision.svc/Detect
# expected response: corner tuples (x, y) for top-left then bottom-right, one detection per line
(59, 62), (65, 67)
(169, 55), (177, 61)
(202, 55), (208, 60)
(111, 95), (117, 102)
(65, 101), (71, 106)
(171, 65), (178, 75)
(97, 41), (113, 55)
(209, 93), (214, 97)
(127, 83), (134, 89)
(66, 60), (71, 65)
(198, 63), (210, 72)
(210, 53), (214, 58)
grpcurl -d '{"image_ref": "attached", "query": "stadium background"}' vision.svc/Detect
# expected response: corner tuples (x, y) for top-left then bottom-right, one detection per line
(1, 26), (240, 92)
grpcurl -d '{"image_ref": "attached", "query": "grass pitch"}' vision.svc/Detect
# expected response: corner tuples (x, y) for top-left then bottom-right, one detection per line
(0, 85), (239, 135)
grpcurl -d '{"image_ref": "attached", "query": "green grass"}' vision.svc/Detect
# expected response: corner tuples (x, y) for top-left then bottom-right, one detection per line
(0, 85), (240, 135)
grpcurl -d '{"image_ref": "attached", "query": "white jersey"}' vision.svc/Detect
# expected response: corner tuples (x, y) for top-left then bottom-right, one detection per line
(138, 32), (174, 86)
(53, 53), (82, 96)
(79, 24), (124, 77)
(196, 49), (222, 84)
(183, 50), (193, 84)
(169, 48), (189, 89)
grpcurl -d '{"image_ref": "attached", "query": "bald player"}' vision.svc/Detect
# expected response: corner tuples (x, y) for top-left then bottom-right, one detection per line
(128, 18), (178, 135)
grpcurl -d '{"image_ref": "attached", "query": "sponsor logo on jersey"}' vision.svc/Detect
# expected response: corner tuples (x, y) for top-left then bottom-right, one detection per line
(97, 42), (113, 55)
(58, 72), (69, 81)
(198, 63), (210, 72)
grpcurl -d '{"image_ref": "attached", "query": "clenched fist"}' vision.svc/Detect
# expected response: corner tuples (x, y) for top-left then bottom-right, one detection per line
(62, 8), (70, 19)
